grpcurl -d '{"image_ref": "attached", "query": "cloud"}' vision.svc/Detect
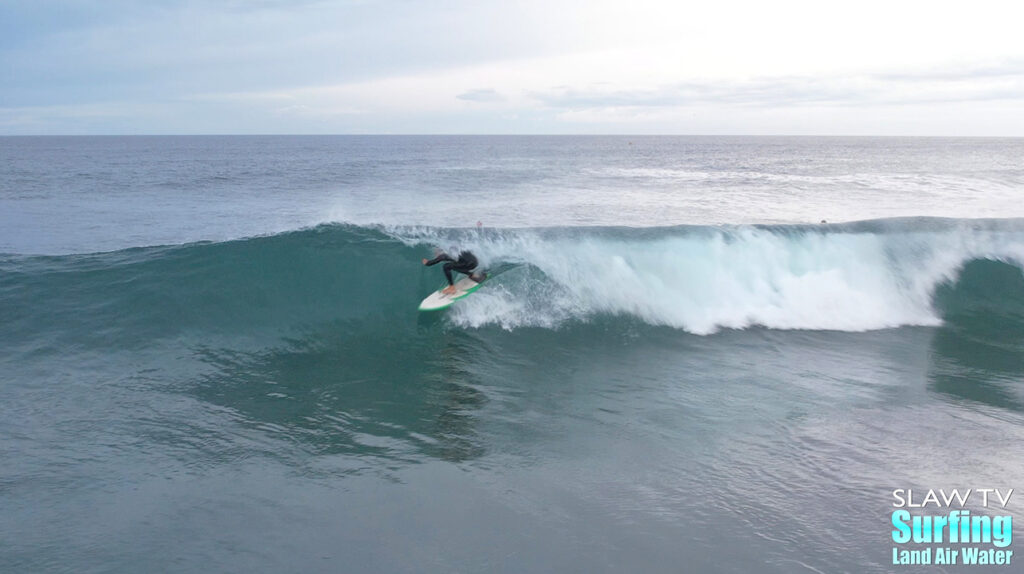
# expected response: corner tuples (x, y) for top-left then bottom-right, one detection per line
(0, 0), (575, 107)
(531, 63), (1024, 111)
(456, 89), (506, 103)
(874, 60), (1024, 83)
(3, 0), (1024, 134)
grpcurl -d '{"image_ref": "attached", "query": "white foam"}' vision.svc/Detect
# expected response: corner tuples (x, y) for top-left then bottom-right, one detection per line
(394, 224), (1024, 334)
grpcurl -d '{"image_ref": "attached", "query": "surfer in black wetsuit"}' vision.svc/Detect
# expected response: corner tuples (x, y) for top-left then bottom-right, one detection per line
(423, 250), (483, 295)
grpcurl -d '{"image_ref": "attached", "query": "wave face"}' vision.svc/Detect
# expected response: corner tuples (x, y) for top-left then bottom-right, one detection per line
(3, 218), (1024, 349)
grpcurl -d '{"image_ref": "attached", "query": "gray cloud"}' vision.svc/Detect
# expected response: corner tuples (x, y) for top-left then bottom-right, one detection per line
(532, 64), (1024, 111)
(456, 89), (506, 103)
(874, 60), (1024, 82)
(0, 1), (568, 108)
(533, 79), (872, 109)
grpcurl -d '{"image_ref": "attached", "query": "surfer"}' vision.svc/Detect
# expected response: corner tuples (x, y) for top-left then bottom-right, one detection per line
(423, 249), (483, 295)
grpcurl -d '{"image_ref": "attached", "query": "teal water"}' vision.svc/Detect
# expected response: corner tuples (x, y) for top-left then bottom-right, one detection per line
(2, 137), (1024, 573)
(2, 222), (1024, 573)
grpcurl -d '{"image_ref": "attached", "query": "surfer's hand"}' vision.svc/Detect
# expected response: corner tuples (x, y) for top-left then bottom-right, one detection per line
(422, 258), (428, 265)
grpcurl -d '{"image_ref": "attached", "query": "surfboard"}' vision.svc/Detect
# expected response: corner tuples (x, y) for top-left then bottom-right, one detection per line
(418, 274), (486, 311)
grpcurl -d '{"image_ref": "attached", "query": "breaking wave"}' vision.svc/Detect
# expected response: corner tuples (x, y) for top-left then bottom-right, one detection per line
(2, 218), (1024, 350)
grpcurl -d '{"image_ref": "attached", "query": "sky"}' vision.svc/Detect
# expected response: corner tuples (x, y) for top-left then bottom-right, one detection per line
(2, 0), (1024, 135)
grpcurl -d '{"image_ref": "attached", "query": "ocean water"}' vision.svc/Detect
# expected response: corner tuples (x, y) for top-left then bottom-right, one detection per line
(2, 136), (1023, 573)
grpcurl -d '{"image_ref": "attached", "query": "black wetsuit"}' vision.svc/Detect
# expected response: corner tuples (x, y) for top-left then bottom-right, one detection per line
(424, 251), (478, 286)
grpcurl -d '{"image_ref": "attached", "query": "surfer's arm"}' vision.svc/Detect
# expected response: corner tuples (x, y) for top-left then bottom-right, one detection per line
(423, 253), (454, 266)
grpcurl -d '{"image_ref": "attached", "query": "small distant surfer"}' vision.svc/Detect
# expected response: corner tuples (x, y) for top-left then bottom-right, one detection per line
(423, 249), (484, 295)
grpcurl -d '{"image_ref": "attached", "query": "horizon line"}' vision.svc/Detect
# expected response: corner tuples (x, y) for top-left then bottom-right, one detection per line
(3, 133), (1023, 138)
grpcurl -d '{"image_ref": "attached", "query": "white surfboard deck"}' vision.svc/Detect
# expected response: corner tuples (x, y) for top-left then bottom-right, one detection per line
(418, 275), (485, 311)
